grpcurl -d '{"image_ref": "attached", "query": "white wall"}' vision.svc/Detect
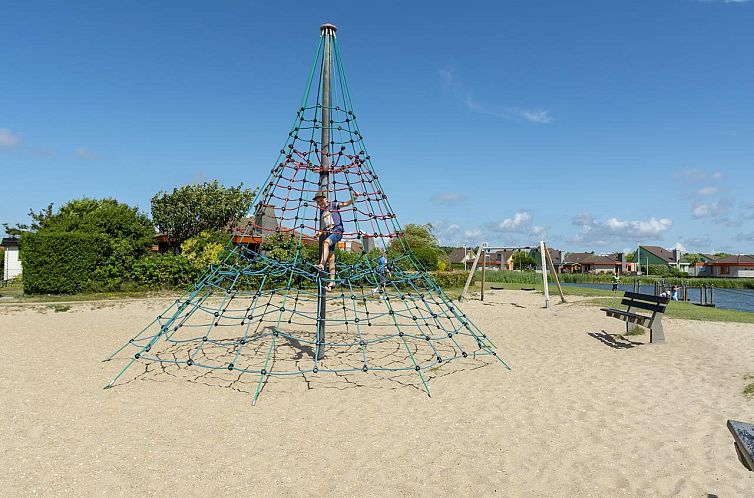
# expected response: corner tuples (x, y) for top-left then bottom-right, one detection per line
(733, 267), (754, 278)
(4, 246), (22, 280)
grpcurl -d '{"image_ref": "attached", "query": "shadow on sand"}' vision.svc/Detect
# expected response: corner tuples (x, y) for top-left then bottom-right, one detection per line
(587, 330), (644, 349)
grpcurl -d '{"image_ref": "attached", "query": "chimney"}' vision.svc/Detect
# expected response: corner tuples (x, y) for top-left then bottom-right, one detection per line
(672, 249), (679, 262)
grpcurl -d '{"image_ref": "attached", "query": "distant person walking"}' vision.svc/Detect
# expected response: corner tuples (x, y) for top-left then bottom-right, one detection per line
(373, 251), (389, 295)
(612, 273), (620, 292)
(671, 285), (679, 302)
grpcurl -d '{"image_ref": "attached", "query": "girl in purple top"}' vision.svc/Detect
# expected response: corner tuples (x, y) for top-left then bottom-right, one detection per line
(314, 189), (359, 291)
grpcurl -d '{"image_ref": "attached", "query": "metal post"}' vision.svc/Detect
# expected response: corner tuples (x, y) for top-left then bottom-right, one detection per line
(480, 250), (486, 302)
(540, 240), (550, 308)
(316, 23), (337, 360)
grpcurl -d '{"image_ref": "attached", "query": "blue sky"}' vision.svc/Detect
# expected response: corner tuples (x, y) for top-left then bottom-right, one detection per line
(2, 0), (753, 254)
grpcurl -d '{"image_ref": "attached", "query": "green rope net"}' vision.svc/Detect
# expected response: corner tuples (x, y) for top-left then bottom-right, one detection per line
(105, 26), (510, 404)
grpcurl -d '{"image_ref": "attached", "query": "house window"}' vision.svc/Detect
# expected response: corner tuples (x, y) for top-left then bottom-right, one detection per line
(720, 266), (730, 275)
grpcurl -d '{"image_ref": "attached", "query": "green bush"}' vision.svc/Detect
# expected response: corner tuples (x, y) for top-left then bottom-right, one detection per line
(429, 270), (473, 288)
(181, 230), (230, 269)
(131, 254), (202, 290)
(20, 232), (111, 294)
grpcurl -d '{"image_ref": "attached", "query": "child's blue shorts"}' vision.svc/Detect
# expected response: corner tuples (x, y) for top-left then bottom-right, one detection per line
(325, 232), (343, 246)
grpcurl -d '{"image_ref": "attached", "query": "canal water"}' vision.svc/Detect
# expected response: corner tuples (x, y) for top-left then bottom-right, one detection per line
(561, 283), (754, 314)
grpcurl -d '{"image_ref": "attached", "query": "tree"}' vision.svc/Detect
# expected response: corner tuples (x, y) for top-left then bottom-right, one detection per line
(11, 198), (155, 293)
(389, 224), (448, 271)
(625, 251), (636, 263)
(151, 180), (255, 252)
(511, 250), (536, 271)
(685, 253), (703, 265)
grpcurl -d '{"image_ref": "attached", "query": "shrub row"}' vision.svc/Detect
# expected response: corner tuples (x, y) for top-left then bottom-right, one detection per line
(428, 270), (473, 288)
(20, 232), (111, 294)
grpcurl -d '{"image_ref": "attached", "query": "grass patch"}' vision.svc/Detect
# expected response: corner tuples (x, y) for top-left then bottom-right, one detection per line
(624, 324), (645, 336)
(450, 281), (754, 324)
(49, 304), (71, 313)
(474, 270), (754, 289)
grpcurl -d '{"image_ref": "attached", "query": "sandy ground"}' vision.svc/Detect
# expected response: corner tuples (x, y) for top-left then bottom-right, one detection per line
(1, 290), (753, 497)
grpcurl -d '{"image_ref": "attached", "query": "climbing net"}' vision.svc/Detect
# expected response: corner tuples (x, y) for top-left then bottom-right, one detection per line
(105, 27), (509, 403)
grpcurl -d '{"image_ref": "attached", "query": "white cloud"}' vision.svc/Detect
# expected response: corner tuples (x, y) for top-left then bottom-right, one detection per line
(431, 192), (464, 204)
(514, 108), (553, 124)
(498, 211), (532, 231)
(441, 67), (553, 125)
(464, 96), (554, 124)
(692, 200), (729, 219)
(697, 186), (718, 196)
(75, 147), (98, 160)
(438, 67), (461, 91)
(431, 211), (545, 247)
(676, 168), (724, 183)
(571, 213), (672, 245)
(0, 128), (21, 148)
(673, 242), (687, 252)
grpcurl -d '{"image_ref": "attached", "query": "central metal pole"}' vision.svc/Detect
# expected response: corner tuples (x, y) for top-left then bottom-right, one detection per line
(316, 23), (336, 361)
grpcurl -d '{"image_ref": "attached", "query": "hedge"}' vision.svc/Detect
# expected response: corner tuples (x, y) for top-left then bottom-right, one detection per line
(428, 270), (473, 288)
(131, 254), (203, 290)
(20, 232), (111, 294)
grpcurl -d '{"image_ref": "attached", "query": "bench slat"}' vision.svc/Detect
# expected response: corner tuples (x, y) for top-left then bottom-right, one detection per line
(622, 291), (669, 304)
(601, 308), (651, 325)
(620, 299), (667, 313)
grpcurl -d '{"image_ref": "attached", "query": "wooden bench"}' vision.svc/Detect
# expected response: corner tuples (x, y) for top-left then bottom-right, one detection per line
(727, 420), (754, 471)
(600, 291), (670, 344)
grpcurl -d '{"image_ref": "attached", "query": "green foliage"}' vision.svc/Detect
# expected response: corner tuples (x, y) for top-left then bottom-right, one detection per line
(745, 374), (754, 398)
(20, 232), (111, 294)
(131, 254), (202, 290)
(6, 198), (153, 244)
(685, 253), (703, 265)
(181, 231), (229, 269)
(260, 233), (319, 265)
(151, 180), (255, 251)
(389, 224), (447, 271)
(647, 264), (670, 276)
(625, 251), (636, 263)
(511, 250), (536, 270)
(13, 198), (155, 294)
(429, 270), (472, 288)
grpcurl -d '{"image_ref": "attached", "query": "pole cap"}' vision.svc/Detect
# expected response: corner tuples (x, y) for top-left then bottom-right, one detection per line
(320, 23), (338, 35)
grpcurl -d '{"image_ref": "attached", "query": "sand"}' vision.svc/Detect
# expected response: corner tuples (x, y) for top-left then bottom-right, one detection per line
(1, 290), (752, 496)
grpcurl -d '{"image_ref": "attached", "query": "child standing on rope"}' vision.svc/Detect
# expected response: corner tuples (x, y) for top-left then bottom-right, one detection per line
(314, 189), (359, 291)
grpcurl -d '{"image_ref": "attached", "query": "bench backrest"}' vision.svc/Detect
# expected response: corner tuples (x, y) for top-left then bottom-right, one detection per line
(622, 291), (669, 314)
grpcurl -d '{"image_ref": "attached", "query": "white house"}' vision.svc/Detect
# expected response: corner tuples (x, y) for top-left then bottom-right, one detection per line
(2, 237), (22, 280)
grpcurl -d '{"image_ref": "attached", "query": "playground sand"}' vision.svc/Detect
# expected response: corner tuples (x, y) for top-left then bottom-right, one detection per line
(1, 290), (752, 496)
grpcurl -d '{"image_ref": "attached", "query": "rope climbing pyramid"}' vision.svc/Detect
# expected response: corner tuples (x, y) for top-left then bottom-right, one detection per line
(105, 24), (510, 404)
